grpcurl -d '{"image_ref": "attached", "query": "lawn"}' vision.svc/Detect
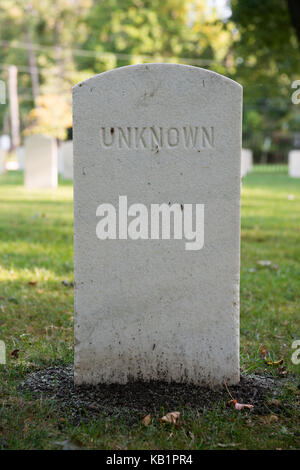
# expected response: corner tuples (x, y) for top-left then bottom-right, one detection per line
(0, 169), (299, 450)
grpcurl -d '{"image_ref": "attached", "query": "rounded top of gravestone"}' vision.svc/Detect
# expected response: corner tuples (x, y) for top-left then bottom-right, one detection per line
(73, 63), (242, 92)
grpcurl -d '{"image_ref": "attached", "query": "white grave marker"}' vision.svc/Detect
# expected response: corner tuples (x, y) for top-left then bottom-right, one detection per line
(288, 150), (300, 178)
(0, 149), (6, 174)
(241, 148), (253, 177)
(16, 146), (25, 170)
(61, 141), (73, 180)
(73, 64), (242, 386)
(25, 135), (58, 188)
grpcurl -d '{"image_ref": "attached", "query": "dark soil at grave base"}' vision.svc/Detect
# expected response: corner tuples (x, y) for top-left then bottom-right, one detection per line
(21, 365), (290, 425)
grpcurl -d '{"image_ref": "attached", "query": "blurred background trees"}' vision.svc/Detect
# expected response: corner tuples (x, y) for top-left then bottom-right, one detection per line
(0, 0), (299, 161)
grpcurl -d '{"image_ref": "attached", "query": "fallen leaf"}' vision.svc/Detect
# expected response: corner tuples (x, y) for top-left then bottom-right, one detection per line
(265, 358), (284, 366)
(11, 349), (20, 359)
(260, 345), (267, 359)
(229, 400), (254, 410)
(261, 345), (283, 366)
(142, 414), (152, 426)
(160, 411), (180, 425)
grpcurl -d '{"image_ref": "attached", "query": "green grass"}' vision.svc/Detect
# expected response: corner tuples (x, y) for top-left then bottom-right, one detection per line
(0, 170), (300, 450)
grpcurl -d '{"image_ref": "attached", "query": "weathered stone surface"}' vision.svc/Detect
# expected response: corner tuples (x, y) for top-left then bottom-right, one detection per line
(73, 64), (242, 386)
(25, 134), (57, 188)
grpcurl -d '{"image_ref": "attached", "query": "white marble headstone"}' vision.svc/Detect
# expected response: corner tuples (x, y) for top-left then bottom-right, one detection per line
(25, 135), (58, 188)
(0, 134), (10, 151)
(73, 64), (242, 386)
(241, 148), (253, 177)
(0, 149), (6, 174)
(61, 141), (73, 180)
(16, 146), (25, 171)
(288, 150), (300, 178)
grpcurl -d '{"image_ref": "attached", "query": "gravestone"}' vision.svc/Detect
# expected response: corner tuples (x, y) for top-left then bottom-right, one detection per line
(0, 134), (10, 151)
(61, 141), (73, 180)
(288, 150), (300, 178)
(0, 149), (6, 174)
(16, 146), (25, 170)
(241, 148), (253, 177)
(58, 144), (63, 175)
(73, 64), (242, 386)
(25, 134), (58, 188)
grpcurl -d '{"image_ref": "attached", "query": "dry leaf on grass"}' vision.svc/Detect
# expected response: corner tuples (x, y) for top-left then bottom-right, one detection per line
(265, 358), (284, 366)
(260, 345), (283, 366)
(224, 381), (254, 411)
(160, 411), (180, 425)
(142, 414), (152, 426)
(260, 345), (267, 359)
(229, 400), (254, 410)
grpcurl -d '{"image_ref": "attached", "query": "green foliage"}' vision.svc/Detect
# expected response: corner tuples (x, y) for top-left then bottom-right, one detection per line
(0, 0), (299, 153)
(80, 0), (229, 71)
(230, 0), (300, 158)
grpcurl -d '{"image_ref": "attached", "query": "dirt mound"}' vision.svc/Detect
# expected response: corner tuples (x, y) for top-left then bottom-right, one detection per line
(21, 365), (286, 424)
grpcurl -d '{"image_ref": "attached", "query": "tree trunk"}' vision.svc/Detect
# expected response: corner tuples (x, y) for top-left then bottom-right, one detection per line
(8, 65), (20, 150)
(25, 25), (40, 105)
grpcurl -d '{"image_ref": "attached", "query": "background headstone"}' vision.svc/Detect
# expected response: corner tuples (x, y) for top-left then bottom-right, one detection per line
(0, 134), (11, 151)
(16, 146), (25, 170)
(61, 141), (73, 180)
(57, 144), (63, 175)
(25, 134), (58, 188)
(73, 64), (242, 386)
(289, 150), (300, 178)
(0, 149), (6, 174)
(241, 148), (253, 177)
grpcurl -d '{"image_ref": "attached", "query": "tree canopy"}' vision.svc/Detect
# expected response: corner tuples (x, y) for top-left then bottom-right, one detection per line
(0, 0), (299, 158)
